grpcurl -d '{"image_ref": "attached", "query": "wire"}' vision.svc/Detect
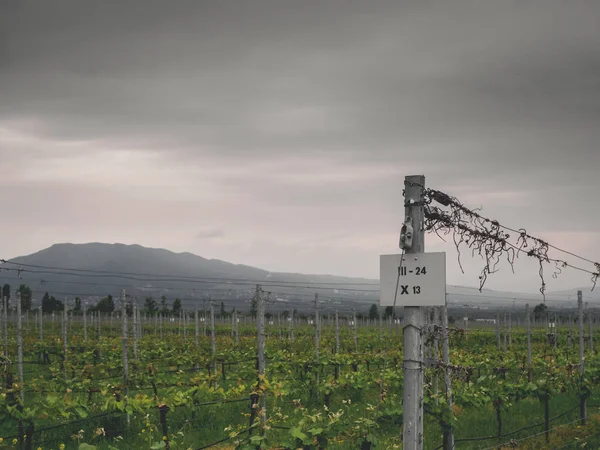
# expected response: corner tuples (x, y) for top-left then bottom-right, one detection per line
(479, 416), (585, 450)
(9, 271), (595, 307)
(425, 188), (600, 295)
(0, 260), (379, 286)
(195, 428), (250, 450)
(497, 223), (599, 267)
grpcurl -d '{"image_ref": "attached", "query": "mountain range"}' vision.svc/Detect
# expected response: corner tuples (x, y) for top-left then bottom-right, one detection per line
(1, 243), (378, 313)
(1, 243), (596, 314)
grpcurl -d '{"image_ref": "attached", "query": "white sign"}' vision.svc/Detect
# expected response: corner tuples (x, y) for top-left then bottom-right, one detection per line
(380, 252), (446, 307)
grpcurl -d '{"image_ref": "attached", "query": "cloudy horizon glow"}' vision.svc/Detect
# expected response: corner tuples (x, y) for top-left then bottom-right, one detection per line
(2, 0), (600, 294)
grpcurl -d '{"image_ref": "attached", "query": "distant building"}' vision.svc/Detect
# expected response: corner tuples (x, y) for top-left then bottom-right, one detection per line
(475, 318), (496, 324)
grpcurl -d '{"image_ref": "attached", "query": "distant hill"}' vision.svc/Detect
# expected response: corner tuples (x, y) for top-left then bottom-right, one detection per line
(1, 243), (379, 312)
(2, 243), (594, 314)
(548, 287), (600, 301)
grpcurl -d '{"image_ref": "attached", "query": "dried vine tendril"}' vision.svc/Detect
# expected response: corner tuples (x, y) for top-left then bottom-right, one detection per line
(421, 188), (600, 294)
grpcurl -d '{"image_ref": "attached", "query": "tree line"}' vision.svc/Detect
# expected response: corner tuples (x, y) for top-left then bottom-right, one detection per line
(1, 284), (552, 321)
(1, 283), (33, 311)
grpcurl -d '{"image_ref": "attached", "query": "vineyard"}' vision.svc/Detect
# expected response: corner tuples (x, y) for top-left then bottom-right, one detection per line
(2, 179), (600, 449)
(2, 293), (600, 450)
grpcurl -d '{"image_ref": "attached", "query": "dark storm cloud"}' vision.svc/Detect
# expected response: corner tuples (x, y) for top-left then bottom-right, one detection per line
(3, 0), (599, 166)
(1, 0), (600, 289)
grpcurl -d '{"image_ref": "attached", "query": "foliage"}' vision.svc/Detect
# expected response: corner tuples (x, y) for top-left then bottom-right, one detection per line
(41, 292), (64, 313)
(18, 284), (32, 312)
(73, 297), (82, 314)
(92, 295), (115, 314)
(160, 295), (169, 316)
(172, 298), (182, 316)
(533, 303), (548, 320)
(1, 284), (9, 307)
(126, 300), (133, 317)
(144, 297), (158, 317)
(368, 304), (379, 321)
(2, 315), (600, 449)
(383, 306), (395, 319)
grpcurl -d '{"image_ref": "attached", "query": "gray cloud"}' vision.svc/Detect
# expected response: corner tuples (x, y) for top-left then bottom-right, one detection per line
(196, 229), (225, 239)
(1, 0), (600, 292)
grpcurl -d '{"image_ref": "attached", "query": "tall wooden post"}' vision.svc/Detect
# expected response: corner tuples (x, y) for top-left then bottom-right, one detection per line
(402, 175), (425, 449)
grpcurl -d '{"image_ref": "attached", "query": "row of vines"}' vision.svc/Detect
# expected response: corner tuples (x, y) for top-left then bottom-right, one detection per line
(2, 304), (600, 449)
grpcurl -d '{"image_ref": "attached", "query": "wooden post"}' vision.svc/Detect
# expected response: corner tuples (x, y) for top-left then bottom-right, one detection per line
(569, 314), (573, 348)
(83, 306), (87, 342)
(183, 309), (188, 346)
(195, 306), (199, 349)
(234, 310), (239, 345)
(353, 310), (358, 352)
(1, 296), (5, 356)
(16, 291), (24, 404)
(121, 290), (130, 425)
(314, 294), (320, 397)
(496, 313), (501, 350)
(211, 301), (216, 388)
(256, 286), (267, 429)
(442, 303), (454, 449)
(203, 299), (207, 337)
(62, 299), (68, 380)
(159, 404), (170, 450)
(433, 307), (440, 406)
(508, 311), (512, 347)
(133, 305), (139, 360)
(503, 312), (508, 352)
(62, 299), (67, 359)
(402, 174), (425, 450)
(335, 309), (340, 355)
(314, 294), (320, 362)
(578, 291), (586, 425)
(290, 309), (295, 344)
(38, 306), (43, 342)
(97, 311), (102, 358)
(588, 307), (594, 353)
(526, 304), (532, 368)
(555, 314), (559, 350)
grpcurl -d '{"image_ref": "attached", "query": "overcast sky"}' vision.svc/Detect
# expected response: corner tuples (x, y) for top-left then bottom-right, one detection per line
(1, 0), (599, 294)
